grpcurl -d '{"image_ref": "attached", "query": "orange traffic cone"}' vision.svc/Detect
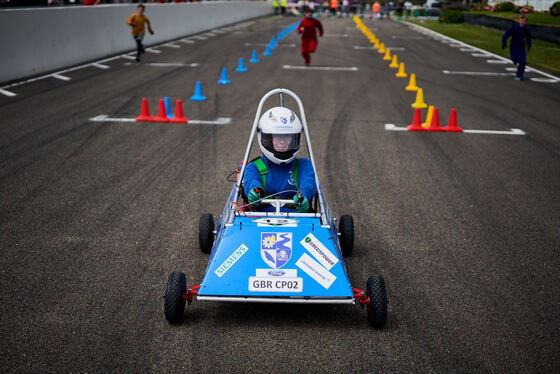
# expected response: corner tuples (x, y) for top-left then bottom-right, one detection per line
(136, 98), (153, 122)
(378, 43), (386, 54)
(383, 48), (391, 61)
(389, 54), (399, 68)
(373, 38), (380, 49)
(170, 99), (188, 123)
(395, 62), (407, 78)
(407, 108), (426, 131)
(427, 107), (444, 131)
(405, 73), (418, 91)
(153, 99), (169, 122)
(443, 108), (463, 132)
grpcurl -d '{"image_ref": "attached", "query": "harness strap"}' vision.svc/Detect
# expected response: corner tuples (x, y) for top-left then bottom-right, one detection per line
(252, 157), (300, 195)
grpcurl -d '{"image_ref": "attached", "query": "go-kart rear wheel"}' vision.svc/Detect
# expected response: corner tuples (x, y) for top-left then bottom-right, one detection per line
(199, 213), (214, 254)
(366, 275), (387, 329)
(164, 271), (186, 324)
(339, 215), (354, 256)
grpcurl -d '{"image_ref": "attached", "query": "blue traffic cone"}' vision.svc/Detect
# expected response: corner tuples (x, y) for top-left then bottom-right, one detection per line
(250, 50), (260, 63)
(236, 58), (247, 72)
(164, 97), (175, 119)
(264, 46), (272, 56)
(277, 33), (283, 41)
(218, 67), (231, 85)
(190, 81), (206, 101)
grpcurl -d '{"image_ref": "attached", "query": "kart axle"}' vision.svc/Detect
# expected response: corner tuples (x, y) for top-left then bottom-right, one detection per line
(352, 287), (369, 308)
(184, 284), (200, 305)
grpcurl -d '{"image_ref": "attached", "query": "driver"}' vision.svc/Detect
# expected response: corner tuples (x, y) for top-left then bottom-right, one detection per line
(243, 107), (317, 213)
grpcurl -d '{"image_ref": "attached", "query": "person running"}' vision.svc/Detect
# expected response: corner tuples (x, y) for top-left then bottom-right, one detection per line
(297, 9), (324, 65)
(502, 14), (532, 81)
(126, 4), (154, 62)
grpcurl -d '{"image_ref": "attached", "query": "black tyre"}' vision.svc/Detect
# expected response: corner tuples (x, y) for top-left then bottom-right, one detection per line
(339, 215), (354, 256)
(199, 213), (214, 254)
(164, 271), (186, 324)
(366, 275), (387, 329)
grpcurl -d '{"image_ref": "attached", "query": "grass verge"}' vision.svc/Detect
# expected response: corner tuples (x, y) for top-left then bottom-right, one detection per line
(466, 11), (560, 26)
(408, 20), (560, 77)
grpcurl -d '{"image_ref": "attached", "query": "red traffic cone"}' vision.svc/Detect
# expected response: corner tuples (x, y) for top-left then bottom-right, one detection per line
(427, 107), (444, 132)
(136, 98), (153, 122)
(442, 108), (463, 132)
(152, 99), (169, 122)
(169, 99), (188, 123)
(407, 108), (426, 131)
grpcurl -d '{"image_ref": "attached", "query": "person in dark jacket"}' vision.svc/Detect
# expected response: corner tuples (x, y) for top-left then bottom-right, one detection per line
(297, 9), (324, 65)
(502, 15), (532, 81)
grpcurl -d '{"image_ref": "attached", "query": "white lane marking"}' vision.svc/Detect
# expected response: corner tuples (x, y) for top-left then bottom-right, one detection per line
(244, 42), (296, 47)
(283, 65), (359, 71)
(92, 63), (110, 69)
(123, 62), (199, 67)
(449, 44), (462, 48)
(179, 38), (195, 44)
(89, 115), (232, 125)
(505, 67), (534, 72)
(163, 43), (181, 48)
(487, 59), (510, 64)
(0, 88), (17, 97)
(406, 22), (560, 83)
(471, 53), (490, 57)
(460, 48), (476, 52)
(213, 29), (226, 34)
(385, 123), (525, 135)
(443, 70), (515, 76)
(353, 45), (374, 50)
(121, 54), (137, 60)
(51, 74), (71, 81)
(391, 36), (428, 39)
(204, 32), (216, 37)
(324, 34), (348, 37)
(146, 48), (162, 54)
(191, 35), (207, 40)
(530, 77), (558, 83)
(353, 45), (405, 51)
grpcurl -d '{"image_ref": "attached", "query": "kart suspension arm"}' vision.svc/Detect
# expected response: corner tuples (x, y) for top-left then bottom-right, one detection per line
(352, 287), (369, 308)
(184, 284), (200, 305)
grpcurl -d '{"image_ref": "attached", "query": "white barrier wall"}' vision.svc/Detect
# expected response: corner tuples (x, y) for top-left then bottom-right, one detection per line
(489, 0), (555, 12)
(0, 2), (270, 83)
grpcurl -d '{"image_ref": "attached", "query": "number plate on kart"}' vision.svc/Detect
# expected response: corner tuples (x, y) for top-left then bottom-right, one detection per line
(249, 277), (303, 292)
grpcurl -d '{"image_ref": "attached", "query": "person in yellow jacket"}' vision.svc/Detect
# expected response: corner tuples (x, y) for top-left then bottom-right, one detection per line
(272, 0), (279, 15)
(280, 0), (288, 15)
(126, 4), (154, 62)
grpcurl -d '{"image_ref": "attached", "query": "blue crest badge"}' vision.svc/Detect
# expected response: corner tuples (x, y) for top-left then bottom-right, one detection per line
(261, 232), (292, 269)
(280, 117), (288, 125)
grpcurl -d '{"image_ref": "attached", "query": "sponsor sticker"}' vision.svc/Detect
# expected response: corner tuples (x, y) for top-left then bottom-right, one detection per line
(255, 269), (298, 277)
(253, 218), (298, 227)
(300, 233), (339, 270)
(214, 244), (248, 278)
(261, 232), (292, 269)
(248, 277), (303, 292)
(295, 253), (336, 289)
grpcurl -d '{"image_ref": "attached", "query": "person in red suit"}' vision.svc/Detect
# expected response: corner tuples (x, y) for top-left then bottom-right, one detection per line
(297, 9), (324, 66)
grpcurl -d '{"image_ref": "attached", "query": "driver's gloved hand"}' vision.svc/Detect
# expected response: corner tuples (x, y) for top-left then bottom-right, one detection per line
(292, 194), (309, 213)
(248, 187), (263, 206)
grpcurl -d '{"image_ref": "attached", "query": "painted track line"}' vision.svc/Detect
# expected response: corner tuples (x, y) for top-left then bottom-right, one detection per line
(406, 22), (560, 83)
(0, 88), (16, 97)
(89, 115), (232, 125)
(123, 62), (200, 68)
(283, 65), (359, 71)
(51, 74), (71, 81)
(443, 70), (515, 76)
(384, 123), (525, 135)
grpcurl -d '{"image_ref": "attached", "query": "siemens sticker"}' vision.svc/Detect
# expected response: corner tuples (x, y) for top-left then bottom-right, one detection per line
(214, 244), (249, 278)
(300, 233), (339, 270)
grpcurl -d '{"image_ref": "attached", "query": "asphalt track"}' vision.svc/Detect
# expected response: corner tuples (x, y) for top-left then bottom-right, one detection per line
(1, 15), (560, 373)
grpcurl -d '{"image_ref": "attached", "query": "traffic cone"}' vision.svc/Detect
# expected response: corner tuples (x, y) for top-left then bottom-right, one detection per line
(264, 46), (272, 56)
(190, 81), (207, 101)
(153, 99), (169, 122)
(250, 50), (260, 63)
(136, 98), (153, 122)
(427, 107), (444, 131)
(411, 88), (428, 109)
(405, 73), (418, 91)
(422, 105), (434, 128)
(164, 97), (174, 119)
(218, 67), (231, 85)
(396, 62), (407, 77)
(373, 38), (380, 48)
(236, 58), (247, 72)
(383, 48), (392, 61)
(378, 43), (386, 54)
(407, 108), (426, 131)
(389, 54), (399, 68)
(442, 108), (463, 132)
(170, 99), (188, 123)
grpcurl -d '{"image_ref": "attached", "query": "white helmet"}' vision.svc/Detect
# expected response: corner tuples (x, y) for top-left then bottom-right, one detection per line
(257, 107), (303, 165)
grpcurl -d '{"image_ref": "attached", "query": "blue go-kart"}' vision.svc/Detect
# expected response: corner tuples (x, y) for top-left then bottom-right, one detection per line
(164, 88), (388, 328)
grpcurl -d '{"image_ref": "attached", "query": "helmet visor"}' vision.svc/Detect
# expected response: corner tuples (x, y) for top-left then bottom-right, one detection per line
(260, 133), (301, 156)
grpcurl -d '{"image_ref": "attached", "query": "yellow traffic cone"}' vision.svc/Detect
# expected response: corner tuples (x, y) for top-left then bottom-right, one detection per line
(405, 73), (419, 91)
(378, 43), (386, 54)
(422, 105), (434, 128)
(383, 48), (391, 61)
(411, 88), (428, 109)
(389, 54), (399, 68)
(373, 38), (380, 48)
(396, 62), (407, 78)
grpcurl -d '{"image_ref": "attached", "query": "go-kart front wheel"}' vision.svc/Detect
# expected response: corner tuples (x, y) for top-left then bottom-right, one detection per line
(339, 215), (354, 256)
(366, 275), (387, 329)
(199, 213), (214, 254)
(164, 271), (186, 324)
